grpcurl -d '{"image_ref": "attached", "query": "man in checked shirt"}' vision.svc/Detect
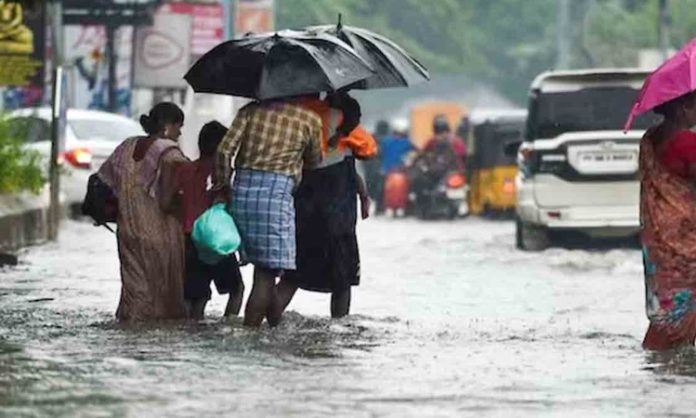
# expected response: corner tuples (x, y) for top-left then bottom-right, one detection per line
(213, 97), (323, 328)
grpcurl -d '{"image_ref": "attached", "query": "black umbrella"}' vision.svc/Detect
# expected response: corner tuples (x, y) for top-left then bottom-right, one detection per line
(309, 20), (430, 90)
(184, 30), (374, 100)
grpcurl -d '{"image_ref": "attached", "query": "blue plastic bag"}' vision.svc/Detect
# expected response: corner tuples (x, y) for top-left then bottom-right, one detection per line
(191, 203), (241, 265)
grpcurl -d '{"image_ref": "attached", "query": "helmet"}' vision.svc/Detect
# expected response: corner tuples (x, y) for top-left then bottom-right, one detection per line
(391, 117), (409, 136)
(374, 120), (391, 137)
(433, 114), (451, 135)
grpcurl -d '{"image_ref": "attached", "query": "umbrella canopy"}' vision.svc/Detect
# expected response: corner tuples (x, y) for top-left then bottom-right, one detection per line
(184, 30), (375, 100)
(625, 38), (696, 130)
(309, 23), (430, 90)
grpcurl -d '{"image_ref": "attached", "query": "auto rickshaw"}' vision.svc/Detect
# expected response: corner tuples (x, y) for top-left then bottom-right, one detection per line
(465, 109), (527, 216)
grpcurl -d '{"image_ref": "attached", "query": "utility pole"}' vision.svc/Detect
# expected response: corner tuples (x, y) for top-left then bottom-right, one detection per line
(658, 0), (670, 60)
(556, 0), (572, 70)
(106, 24), (118, 112)
(48, 0), (65, 241)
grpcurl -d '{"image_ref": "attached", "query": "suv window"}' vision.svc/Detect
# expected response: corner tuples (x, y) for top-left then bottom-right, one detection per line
(527, 86), (660, 140)
(6, 116), (51, 143)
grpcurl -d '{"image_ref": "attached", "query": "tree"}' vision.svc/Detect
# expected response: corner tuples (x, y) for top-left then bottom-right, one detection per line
(281, 0), (696, 106)
(0, 116), (45, 195)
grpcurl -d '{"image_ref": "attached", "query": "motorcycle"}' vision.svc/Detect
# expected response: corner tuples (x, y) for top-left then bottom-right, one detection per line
(413, 171), (469, 219)
(409, 159), (469, 219)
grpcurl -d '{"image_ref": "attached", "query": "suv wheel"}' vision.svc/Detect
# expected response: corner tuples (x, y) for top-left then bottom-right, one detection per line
(515, 217), (549, 251)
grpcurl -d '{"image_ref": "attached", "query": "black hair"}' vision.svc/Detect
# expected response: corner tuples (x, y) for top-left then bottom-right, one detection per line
(375, 120), (391, 137)
(654, 92), (696, 120)
(139, 102), (184, 136)
(198, 121), (227, 157)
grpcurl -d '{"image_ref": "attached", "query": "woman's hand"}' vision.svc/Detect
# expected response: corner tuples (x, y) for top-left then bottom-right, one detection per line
(359, 194), (371, 220)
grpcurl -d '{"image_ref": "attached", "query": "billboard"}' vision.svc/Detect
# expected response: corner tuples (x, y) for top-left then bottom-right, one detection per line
(235, 0), (274, 36)
(162, 2), (224, 58)
(134, 12), (192, 89)
(0, 1), (45, 88)
(64, 26), (133, 113)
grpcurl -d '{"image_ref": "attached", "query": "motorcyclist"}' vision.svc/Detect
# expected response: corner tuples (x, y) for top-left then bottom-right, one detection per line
(425, 114), (467, 168)
(411, 115), (466, 187)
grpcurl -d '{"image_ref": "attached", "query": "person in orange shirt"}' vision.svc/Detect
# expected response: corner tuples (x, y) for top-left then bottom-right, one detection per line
(299, 92), (375, 216)
(275, 92), (377, 318)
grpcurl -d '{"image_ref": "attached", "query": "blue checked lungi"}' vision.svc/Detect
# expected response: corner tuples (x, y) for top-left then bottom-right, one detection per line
(229, 169), (296, 270)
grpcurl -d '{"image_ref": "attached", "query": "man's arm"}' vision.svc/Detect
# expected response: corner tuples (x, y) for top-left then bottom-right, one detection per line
(213, 107), (249, 192)
(303, 119), (323, 170)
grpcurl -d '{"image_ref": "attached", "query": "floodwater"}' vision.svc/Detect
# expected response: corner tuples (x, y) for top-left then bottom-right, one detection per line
(1, 219), (695, 417)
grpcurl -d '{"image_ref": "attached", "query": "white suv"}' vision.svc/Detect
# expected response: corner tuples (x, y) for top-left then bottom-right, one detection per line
(515, 69), (658, 251)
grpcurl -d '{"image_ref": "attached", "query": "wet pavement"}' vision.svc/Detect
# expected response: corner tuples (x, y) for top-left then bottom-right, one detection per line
(1, 218), (695, 417)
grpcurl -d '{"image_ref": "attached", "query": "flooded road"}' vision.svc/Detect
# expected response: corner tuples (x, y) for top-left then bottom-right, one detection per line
(1, 218), (694, 417)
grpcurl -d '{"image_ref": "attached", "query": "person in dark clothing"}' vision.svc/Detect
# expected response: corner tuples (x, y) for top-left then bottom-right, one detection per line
(275, 93), (377, 319)
(177, 121), (244, 320)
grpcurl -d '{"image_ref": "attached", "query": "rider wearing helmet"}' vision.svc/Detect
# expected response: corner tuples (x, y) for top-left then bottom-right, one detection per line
(427, 115), (467, 167)
(408, 115), (467, 194)
(419, 115), (467, 172)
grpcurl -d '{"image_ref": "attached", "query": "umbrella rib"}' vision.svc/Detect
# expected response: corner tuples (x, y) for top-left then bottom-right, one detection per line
(282, 38), (372, 94)
(350, 27), (430, 78)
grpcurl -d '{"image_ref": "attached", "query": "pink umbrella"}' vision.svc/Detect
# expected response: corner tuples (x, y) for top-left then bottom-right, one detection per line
(625, 38), (696, 131)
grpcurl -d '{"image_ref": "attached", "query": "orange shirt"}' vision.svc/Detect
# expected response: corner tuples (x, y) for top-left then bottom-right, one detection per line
(300, 98), (377, 160)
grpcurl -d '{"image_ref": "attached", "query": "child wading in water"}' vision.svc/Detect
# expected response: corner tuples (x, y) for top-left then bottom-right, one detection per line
(177, 121), (244, 319)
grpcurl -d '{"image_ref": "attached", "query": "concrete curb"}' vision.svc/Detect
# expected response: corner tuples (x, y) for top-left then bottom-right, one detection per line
(0, 188), (50, 257)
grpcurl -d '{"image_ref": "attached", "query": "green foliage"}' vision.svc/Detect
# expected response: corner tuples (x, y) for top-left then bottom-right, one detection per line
(277, 0), (696, 104)
(0, 116), (45, 195)
(277, 0), (557, 103)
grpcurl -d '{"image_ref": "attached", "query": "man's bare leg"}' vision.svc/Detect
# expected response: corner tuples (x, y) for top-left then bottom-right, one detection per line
(244, 267), (276, 328)
(223, 280), (245, 318)
(266, 279), (285, 327)
(276, 278), (299, 314)
(331, 288), (351, 318)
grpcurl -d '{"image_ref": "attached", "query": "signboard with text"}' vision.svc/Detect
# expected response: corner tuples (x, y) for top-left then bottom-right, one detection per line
(0, 1), (45, 87)
(235, 0), (274, 36)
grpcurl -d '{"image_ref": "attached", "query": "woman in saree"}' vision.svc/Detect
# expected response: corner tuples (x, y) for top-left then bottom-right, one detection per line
(641, 91), (696, 350)
(98, 102), (189, 322)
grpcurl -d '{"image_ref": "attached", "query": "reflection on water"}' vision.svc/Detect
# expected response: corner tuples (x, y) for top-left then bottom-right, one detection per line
(1, 220), (696, 417)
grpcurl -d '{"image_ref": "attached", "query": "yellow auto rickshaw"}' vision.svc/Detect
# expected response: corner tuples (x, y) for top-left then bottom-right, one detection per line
(466, 109), (527, 216)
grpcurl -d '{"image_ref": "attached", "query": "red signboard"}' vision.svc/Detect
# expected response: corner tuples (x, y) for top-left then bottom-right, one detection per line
(160, 2), (224, 56)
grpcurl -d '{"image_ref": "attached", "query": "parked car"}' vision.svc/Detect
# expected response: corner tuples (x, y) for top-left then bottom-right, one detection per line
(6, 108), (144, 212)
(514, 69), (659, 251)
